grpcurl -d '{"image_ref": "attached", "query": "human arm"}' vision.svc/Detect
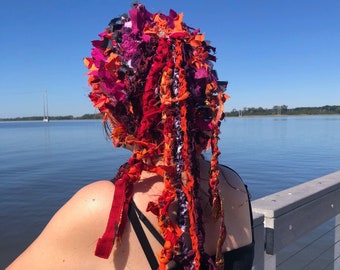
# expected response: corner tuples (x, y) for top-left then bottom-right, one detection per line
(6, 181), (115, 270)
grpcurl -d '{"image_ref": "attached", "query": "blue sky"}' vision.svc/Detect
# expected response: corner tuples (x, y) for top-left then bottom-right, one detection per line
(1, 0), (339, 118)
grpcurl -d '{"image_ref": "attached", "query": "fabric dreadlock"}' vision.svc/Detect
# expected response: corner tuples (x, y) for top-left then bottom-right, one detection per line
(84, 3), (229, 269)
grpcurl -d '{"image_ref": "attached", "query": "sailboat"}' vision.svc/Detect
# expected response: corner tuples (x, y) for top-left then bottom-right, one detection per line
(43, 90), (49, 122)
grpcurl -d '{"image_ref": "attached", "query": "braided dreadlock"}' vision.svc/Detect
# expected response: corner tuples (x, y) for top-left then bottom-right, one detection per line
(84, 3), (229, 269)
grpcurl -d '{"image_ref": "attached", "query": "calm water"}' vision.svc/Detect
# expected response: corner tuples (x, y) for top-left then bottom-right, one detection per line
(1, 116), (340, 268)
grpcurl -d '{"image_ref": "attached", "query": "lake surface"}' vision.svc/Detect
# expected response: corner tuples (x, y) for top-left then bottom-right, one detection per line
(1, 116), (340, 268)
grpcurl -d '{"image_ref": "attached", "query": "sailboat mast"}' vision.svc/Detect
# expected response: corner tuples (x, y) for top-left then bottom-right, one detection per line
(43, 90), (49, 122)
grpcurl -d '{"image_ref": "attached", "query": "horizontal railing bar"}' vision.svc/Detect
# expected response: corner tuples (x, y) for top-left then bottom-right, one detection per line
(251, 171), (340, 254)
(252, 171), (340, 218)
(265, 188), (339, 253)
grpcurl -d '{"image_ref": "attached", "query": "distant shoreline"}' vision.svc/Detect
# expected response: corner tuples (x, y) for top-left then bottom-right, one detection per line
(227, 113), (340, 118)
(1, 114), (340, 122)
(1, 105), (339, 121)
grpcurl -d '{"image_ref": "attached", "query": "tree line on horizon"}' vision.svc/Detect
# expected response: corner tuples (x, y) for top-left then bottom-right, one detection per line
(0, 114), (102, 122)
(226, 105), (340, 117)
(1, 105), (340, 121)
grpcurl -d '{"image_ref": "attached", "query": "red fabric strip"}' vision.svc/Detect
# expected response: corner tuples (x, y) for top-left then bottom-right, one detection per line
(95, 177), (129, 258)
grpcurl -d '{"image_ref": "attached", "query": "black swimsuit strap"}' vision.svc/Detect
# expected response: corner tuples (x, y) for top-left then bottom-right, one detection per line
(128, 200), (164, 270)
(131, 200), (165, 245)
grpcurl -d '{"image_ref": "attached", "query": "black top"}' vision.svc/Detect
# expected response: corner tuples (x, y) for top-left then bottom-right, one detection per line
(168, 242), (254, 270)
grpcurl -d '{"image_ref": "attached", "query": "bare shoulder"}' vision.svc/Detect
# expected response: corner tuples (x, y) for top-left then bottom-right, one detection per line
(6, 180), (115, 270)
(218, 165), (248, 192)
(218, 165), (253, 250)
(199, 158), (248, 192)
(47, 180), (115, 234)
(199, 159), (253, 251)
(70, 180), (115, 210)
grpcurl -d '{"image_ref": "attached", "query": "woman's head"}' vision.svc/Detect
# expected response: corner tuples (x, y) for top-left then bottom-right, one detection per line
(84, 3), (229, 268)
(84, 3), (228, 155)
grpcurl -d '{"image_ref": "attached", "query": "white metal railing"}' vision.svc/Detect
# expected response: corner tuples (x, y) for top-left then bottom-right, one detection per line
(250, 170), (340, 270)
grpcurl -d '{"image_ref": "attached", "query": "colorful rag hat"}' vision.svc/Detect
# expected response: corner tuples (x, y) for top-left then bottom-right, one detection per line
(84, 3), (229, 269)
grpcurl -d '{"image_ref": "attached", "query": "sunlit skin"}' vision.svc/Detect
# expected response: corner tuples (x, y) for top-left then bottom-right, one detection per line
(6, 156), (252, 270)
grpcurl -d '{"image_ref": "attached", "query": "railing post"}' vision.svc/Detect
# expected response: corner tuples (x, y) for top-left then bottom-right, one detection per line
(264, 253), (276, 270)
(335, 214), (340, 270)
(252, 212), (264, 270)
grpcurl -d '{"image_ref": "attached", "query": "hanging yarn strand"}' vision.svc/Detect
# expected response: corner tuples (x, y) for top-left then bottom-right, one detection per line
(173, 39), (196, 268)
(175, 38), (203, 269)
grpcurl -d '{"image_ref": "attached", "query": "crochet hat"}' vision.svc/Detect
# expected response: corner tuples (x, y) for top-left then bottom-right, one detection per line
(84, 3), (229, 269)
